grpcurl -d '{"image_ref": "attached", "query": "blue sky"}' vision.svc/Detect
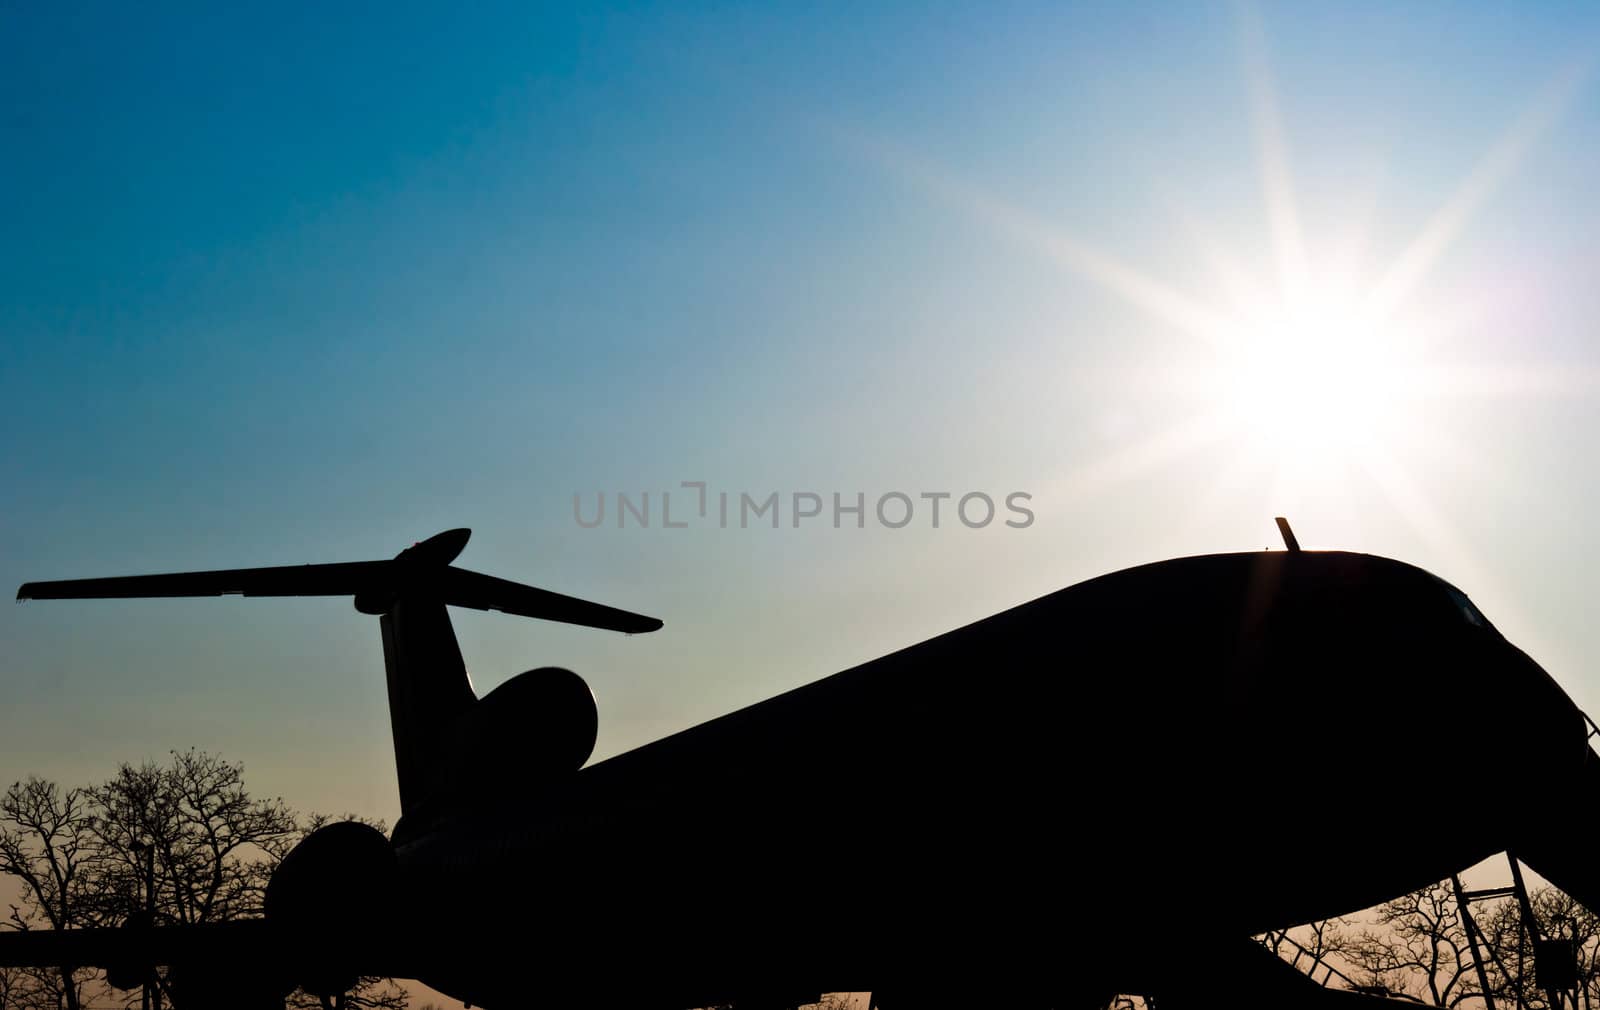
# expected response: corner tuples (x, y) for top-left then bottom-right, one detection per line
(6, 0), (1600, 837)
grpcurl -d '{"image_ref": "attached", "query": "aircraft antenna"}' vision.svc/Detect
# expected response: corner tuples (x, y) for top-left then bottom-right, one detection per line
(1274, 516), (1301, 552)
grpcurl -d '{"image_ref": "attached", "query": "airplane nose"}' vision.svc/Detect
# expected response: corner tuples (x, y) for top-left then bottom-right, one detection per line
(1473, 641), (1600, 912)
(1514, 745), (1600, 914)
(1494, 642), (1588, 771)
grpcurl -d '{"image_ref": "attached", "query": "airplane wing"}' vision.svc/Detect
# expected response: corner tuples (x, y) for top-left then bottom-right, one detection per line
(0, 920), (405, 1005)
(0, 919), (274, 969)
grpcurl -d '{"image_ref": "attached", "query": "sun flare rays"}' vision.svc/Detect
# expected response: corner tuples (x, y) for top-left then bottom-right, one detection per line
(852, 3), (1597, 601)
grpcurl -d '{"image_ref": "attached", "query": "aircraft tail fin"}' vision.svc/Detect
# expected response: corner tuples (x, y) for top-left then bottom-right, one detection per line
(379, 595), (478, 815)
(16, 529), (663, 634)
(16, 529), (662, 822)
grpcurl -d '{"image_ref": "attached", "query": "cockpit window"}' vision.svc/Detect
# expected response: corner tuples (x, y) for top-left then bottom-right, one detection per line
(1439, 579), (1489, 629)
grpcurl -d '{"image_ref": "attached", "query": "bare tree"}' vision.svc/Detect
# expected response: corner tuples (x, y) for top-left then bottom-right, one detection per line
(1531, 886), (1600, 1010)
(82, 751), (301, 1010)
(284, 981), (408, 1010)
(0, 965), (47, 1010)
(1263, 916), (1359, 977)
(1462, 884), (1600, 1010)
(89, 750), (300, 930)
(1345, 880), (1487, 1007)
(0, 754), (409, 1010)
(1333, 877), (1600, 1010)
(0, 779), (104, 1010)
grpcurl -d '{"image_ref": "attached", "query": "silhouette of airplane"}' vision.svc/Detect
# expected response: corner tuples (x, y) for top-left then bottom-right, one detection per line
(5, 523), (1598, 1009)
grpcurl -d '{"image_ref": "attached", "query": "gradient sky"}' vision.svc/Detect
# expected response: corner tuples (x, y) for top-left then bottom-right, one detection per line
(6, 0), (1600, 879)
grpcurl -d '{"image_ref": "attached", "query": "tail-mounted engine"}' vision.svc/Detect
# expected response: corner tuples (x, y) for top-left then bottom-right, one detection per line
(437, 666), (599, 802)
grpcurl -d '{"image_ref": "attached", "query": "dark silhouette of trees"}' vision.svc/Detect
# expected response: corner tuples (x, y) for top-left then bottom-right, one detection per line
(0, 752), (408, 1010)
(88, 751), (300, 932)
(1345, 880), (1482, 1007)
(1469, 886), (1600, 1010)
(1331, 876), (1600, 1009)
(1264, 916), (1358, 975)
(1530, 887), (1600, 1005)
(0, 778), (100, 1010)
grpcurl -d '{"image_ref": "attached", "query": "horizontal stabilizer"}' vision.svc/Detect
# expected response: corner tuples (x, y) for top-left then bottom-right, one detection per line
(441, 567), (662, 633)
(16, 529), (662, 634)
(17, 561), (391, 601)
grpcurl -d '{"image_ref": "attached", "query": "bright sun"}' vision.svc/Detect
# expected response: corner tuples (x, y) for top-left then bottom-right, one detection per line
(866, 7), (1590, 580)
(1220, 290), (1422, 462)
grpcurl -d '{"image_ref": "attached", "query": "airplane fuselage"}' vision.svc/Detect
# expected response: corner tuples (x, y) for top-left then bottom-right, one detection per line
(383, 550), (1589, 1006)
(13, 541), (1593, 1009)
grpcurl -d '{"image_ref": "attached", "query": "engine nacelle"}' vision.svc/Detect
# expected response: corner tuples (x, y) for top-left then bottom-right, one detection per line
(265, 820), (396, 996)
(441, 666), (598, 793)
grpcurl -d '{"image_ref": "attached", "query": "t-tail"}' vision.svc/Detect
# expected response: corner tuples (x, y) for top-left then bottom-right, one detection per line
(16, 529), (661, 837)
